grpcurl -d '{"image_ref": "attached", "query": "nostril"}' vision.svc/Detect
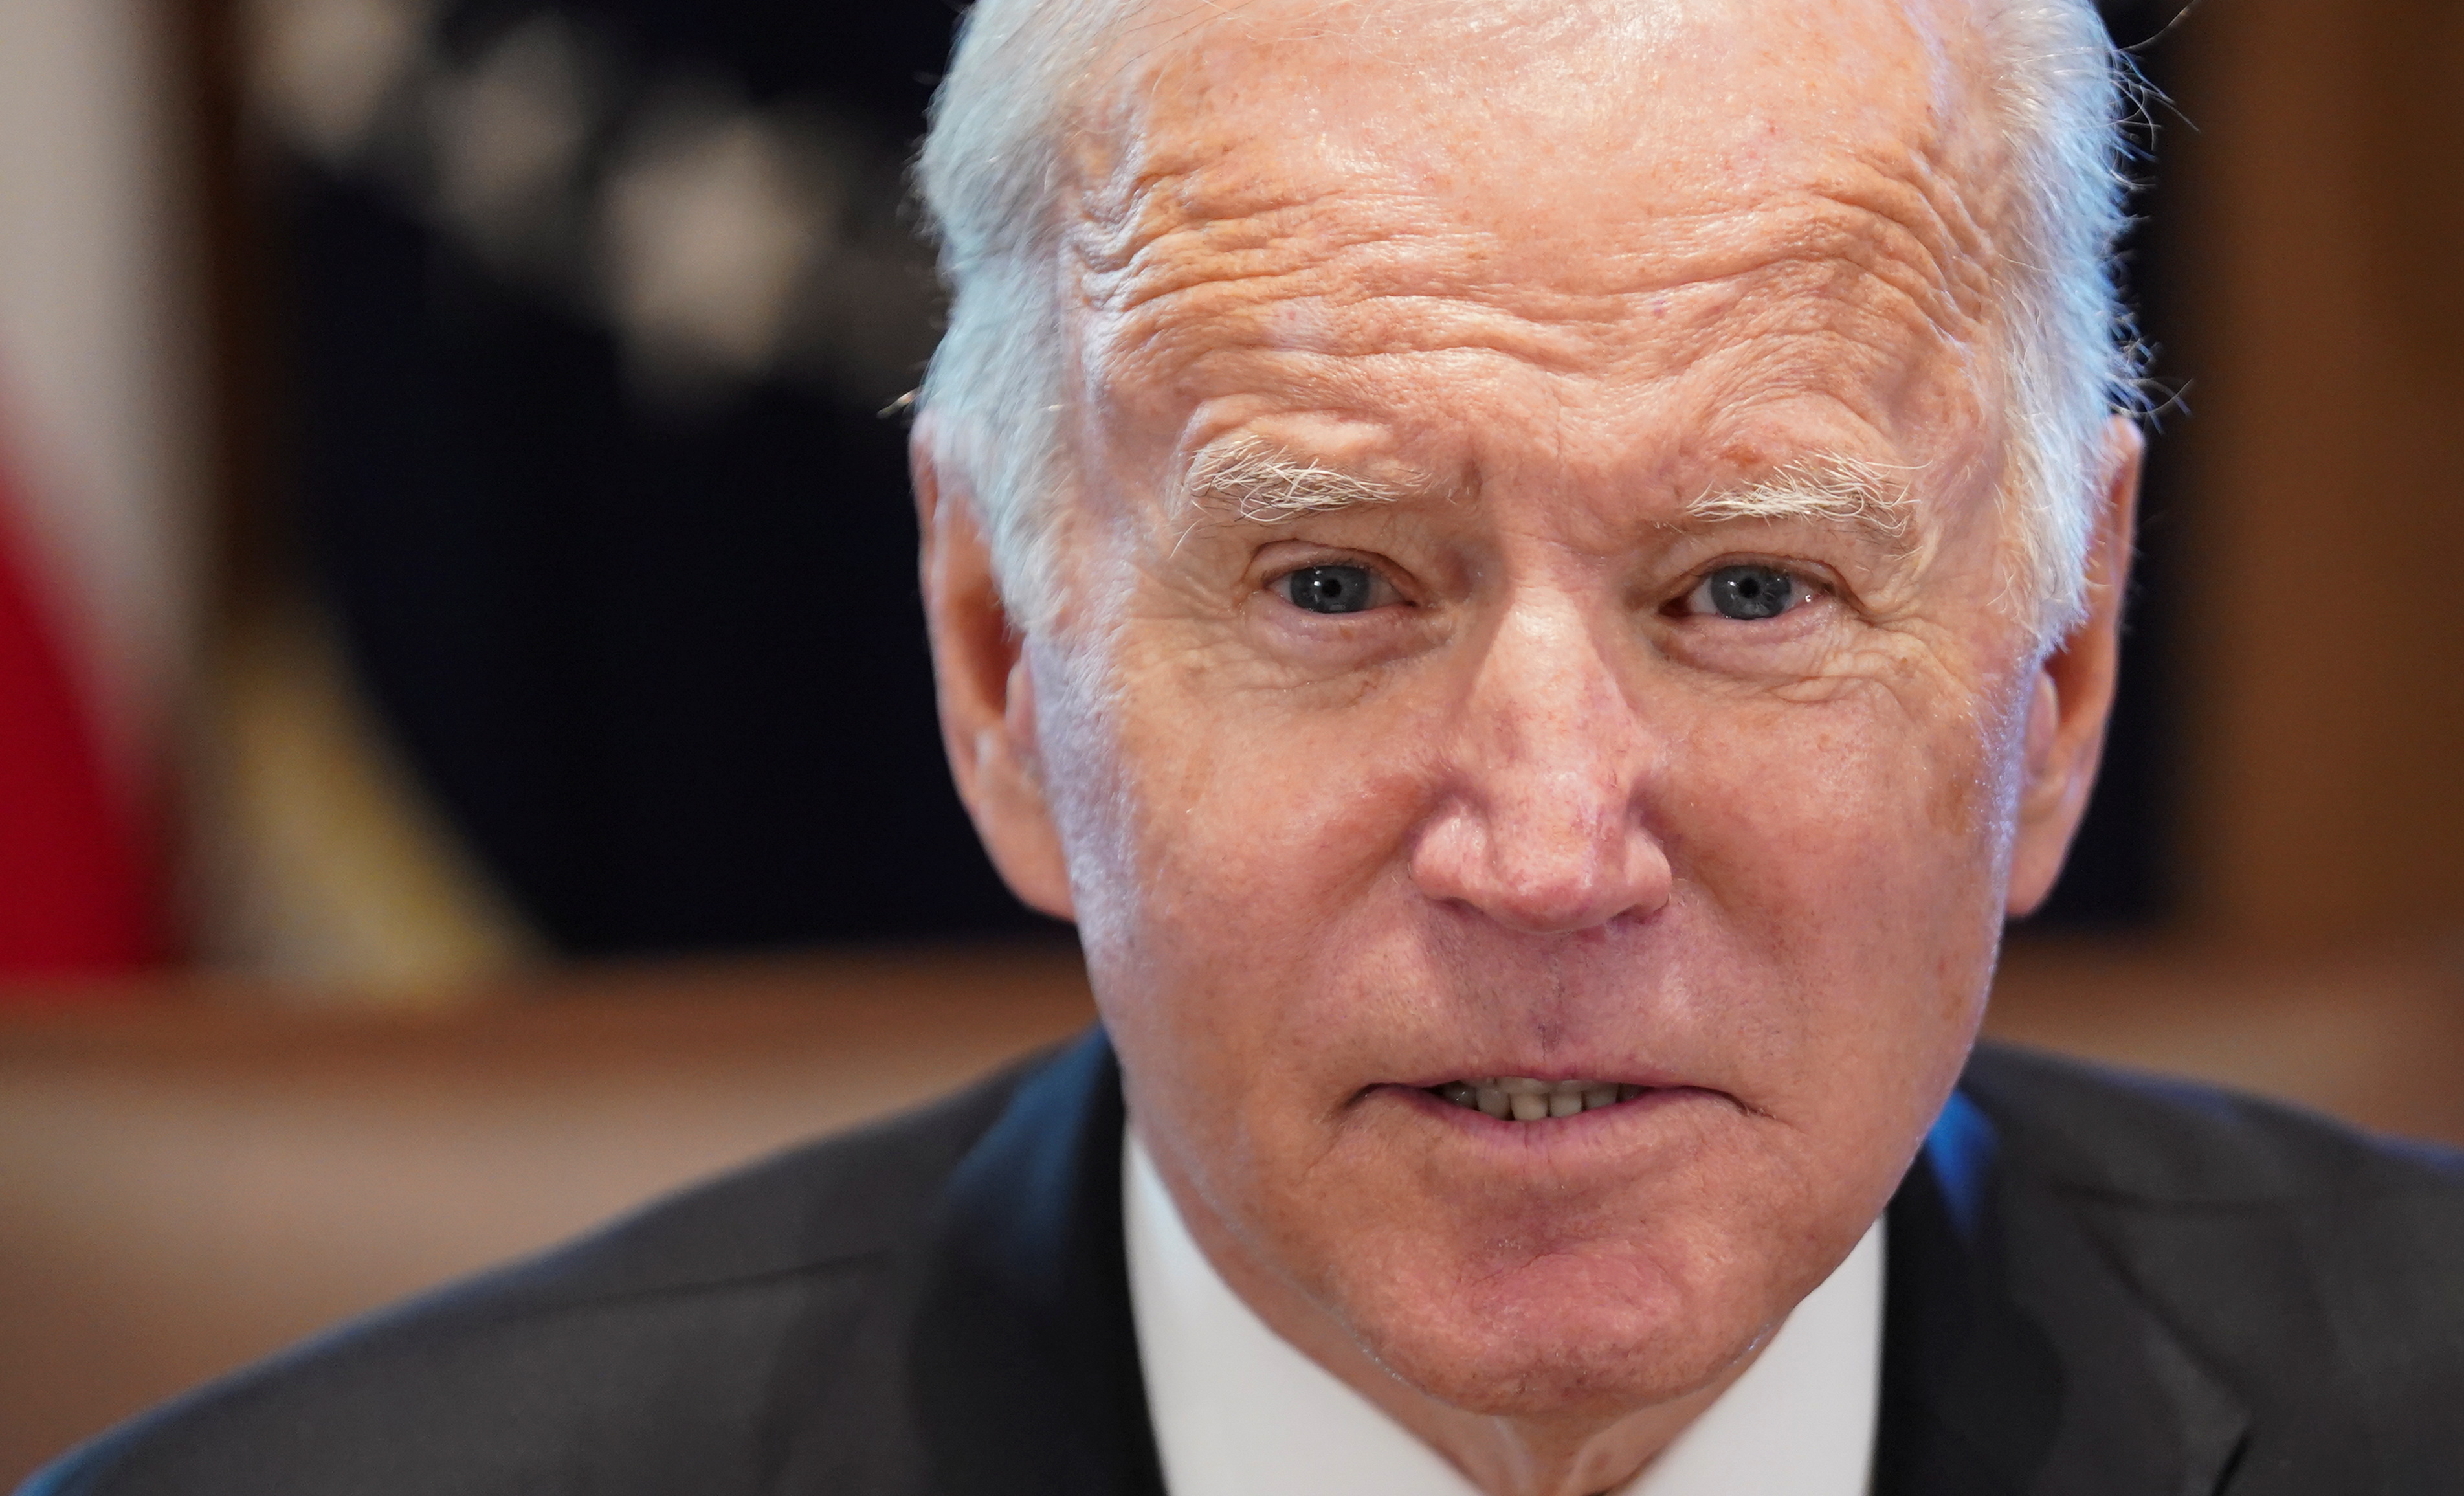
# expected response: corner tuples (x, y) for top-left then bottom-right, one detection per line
(1469, 864), (1661, 937)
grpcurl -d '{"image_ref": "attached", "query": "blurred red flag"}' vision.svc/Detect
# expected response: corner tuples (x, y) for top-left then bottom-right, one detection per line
(0, 0), (190, 989)
(0, 455), (154, 977)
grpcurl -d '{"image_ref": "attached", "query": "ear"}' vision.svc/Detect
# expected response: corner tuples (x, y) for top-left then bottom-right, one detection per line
(912, 417), (1078, 921)
(2005, 417), (2144, 917)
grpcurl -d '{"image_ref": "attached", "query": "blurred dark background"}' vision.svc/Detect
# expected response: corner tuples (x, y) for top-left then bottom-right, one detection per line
(226, 0), (1043, 965)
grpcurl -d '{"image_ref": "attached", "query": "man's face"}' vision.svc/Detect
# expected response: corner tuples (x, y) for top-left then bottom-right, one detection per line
(937, 0), (2115, 1422)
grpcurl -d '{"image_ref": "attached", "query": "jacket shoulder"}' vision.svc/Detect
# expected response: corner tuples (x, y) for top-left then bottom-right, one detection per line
(1962, 1040), (2464, 1207)
(1960, 1040), (2464, 1476)
(21, 1055), (1039, 1496)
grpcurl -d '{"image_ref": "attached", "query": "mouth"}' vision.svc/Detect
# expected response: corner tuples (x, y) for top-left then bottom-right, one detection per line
(1425, 1077), (1651, 1122)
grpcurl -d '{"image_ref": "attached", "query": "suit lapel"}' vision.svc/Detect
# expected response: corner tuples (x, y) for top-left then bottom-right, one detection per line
(1878, 1087), (2251, 1496)
(1875, 1090), (2066, 1494)
(910, 1029), (1168, 1496)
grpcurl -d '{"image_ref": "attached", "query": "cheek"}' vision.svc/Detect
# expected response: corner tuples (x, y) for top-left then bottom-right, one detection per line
(1662, 678), (2017, 1065)
(1042, 644), (1434, 1069)
(1683, 696), (2001, 878)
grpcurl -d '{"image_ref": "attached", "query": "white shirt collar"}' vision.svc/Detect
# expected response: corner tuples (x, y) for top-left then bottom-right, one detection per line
(1126, 1129), (1884, 1496)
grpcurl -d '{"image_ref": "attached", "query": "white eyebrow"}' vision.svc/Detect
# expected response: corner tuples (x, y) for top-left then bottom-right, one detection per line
(1178, 442), (1914, 547)
(1179, 435), (1402, 523)
(1683, 456), (1918, 549)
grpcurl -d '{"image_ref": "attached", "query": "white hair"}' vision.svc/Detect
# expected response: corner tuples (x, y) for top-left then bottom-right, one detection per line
(915, 0), (2142, 645)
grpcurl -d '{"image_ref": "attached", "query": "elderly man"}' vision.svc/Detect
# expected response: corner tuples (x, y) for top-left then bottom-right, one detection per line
(28, 1), (2464, 1493)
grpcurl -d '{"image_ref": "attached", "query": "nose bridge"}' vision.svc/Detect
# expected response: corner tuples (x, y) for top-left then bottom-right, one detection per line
(1412, 581), (1669, 934)
(1471, 588), (1635, 794)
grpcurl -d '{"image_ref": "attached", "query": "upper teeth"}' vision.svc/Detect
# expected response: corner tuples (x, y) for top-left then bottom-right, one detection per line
(1436, 1077), (1643, 1122)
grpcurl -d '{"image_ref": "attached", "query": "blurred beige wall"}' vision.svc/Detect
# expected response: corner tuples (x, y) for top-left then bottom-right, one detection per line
(2169, 0), (2464, 951)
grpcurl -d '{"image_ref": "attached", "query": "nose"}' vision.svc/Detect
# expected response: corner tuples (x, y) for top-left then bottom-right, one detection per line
(1408, 594), (1673, 936)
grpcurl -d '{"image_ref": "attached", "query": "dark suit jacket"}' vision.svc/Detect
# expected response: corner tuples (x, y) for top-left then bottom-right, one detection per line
(23, 1032), (2464, 1495)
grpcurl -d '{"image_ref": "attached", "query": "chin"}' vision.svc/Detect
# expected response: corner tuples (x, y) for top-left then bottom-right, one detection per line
(1337, 1245), (1764, 1419)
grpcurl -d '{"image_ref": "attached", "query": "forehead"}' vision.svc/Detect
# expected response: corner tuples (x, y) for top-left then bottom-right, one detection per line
(1060, 0), (2012, 476)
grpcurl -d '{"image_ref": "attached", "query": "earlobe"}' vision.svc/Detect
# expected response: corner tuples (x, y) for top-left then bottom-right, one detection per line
(2004, 418), (2144, 917)
(912, 422), (1078, 922)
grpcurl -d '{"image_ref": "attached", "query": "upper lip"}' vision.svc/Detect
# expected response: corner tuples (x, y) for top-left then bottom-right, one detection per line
(1381, 1064), (1700, 1091)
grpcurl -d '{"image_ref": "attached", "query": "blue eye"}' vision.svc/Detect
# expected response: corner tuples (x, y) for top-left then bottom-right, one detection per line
(1690, 564), (1803, 621)
(1282, 565), (1380, 614)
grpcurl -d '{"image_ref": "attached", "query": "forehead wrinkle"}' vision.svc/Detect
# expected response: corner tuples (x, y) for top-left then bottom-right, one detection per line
(1061, 3), (2015, 331)
(1096, 252), (1974, 441)
(1765, 166), (2001, 354)
(1087, 176), (1981, 310)
(1070, 159), (1379, 295)
(1083, 170), (1999, 408)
